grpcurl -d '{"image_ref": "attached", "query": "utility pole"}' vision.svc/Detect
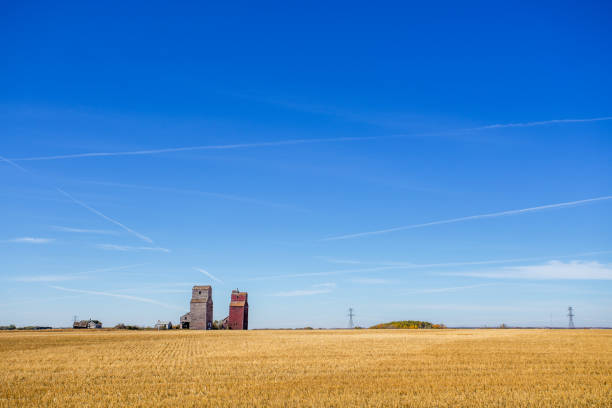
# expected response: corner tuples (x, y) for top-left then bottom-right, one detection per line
(567, 306), (575, 329)
(550, 313), (553, 328)
(348, 308), (355, 329)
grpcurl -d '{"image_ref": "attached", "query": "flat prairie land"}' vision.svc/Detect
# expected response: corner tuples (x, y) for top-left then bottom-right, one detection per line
(0, 329), (611, 407)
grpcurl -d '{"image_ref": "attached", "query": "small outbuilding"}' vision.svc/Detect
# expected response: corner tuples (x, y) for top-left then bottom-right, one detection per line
(154, 320), (172, 330)
(73, 319), (102, 329)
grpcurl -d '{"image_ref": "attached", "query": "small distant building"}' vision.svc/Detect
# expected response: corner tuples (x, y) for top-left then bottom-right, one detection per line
(73, 319), (102, 329)
(88, 320), (101, 329)
(180, 286), (213, 330)
(154, 320), (172, 330)
(228, 289), (248, 330)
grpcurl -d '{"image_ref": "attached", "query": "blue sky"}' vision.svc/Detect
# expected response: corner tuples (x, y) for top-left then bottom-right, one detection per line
(1, 1), (611, 328)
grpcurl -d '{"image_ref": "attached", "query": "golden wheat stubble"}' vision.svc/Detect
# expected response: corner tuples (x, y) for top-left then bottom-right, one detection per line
(0, 329), (610, 407)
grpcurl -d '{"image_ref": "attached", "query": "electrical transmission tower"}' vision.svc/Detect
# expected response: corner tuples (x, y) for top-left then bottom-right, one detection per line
(348, 308), (355, 329)
(567, 306), (575, 329)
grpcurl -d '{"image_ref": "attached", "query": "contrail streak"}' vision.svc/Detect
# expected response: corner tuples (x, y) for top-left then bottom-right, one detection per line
(52, 226), (118, 235)
(318, 250), (612, 268)
(407, 283), (496, 294)
(472, 116), (612, 130)
(84, 181), (306, 211)
(1, 154), (155, 244)
(7, 116), (612, 162)
(0, 155), (29, 172)
(249, 250), (612, 280)
(323, 196), (612, 241)
(56, 188), (154, 243)
(250, 266), (402, 280)
(0, 295), (86, 307)
(12, 136), (380, 161)
(96, 244), (170, 252)
(12, 264), (145, 282)
(50, 286), (182, 310)
(194, 267), (223, 283)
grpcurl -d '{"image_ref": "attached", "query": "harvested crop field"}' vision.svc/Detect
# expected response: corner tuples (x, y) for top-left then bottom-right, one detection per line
(1, 329), (611, 407)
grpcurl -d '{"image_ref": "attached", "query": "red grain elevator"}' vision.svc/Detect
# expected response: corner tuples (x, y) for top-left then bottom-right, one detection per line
(228, 289), (248, 330)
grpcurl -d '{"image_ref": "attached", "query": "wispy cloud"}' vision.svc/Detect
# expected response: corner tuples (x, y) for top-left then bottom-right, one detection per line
(228, 93), (612, 132)
(272, 288), (334, 297)
(6, 237), (54, 244)
(11, 264), (146, 283)
(251, 266), (399, 281)
(448, 261), (612, 280)
(251, 250), (612, 280)
(83, 181), (305, 211)
(111, 282), (196, 293)
(11, 136), (380, 162)
(312, 282), (336, 289)
(50, 286), (182, 310)
(6, 116), (612, 163)
(323, 196), (612, 241)
(224, 92), (437, 130)
(315, 256), (365, 265)
(96, 244), (170, 253)
(471, 116), (612, 130)
(351, 277), (394, 284)
(136, 289), (190, 294)
(406, 283), (496, 294)
(319, 250), (612, 269)
(385, 303), (528, 312)
(0, 155), (155, 244)
(272, 282), (336, 296)
(13, 274), (88, 282)
(194, 267), (223, 283)
(56, 188), (154, 243)
(0, 295), (86, 308)
(52, 226), (118, 235)
(0, 155), (29, 172)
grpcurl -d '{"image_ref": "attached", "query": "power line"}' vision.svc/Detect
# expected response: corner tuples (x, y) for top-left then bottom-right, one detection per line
(348, 308), (355, 329)
(549, 313), (553, 328)
(568, 306), (575, 329)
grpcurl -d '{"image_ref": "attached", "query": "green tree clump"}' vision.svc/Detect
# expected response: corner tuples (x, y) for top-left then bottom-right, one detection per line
(114, 323), (142, 330)
(211, 320), (224, 330)
(369, 320), (445, 329)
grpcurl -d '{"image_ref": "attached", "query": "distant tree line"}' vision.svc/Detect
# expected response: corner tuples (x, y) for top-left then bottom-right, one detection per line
(370, 320), (446, 329)
(0, 325), (53, 330)
(114, 323), (144, 330)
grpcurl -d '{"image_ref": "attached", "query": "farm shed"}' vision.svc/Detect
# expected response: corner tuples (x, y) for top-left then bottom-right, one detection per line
(73, 319), (102, 329)
(154, 321), (172, 330)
